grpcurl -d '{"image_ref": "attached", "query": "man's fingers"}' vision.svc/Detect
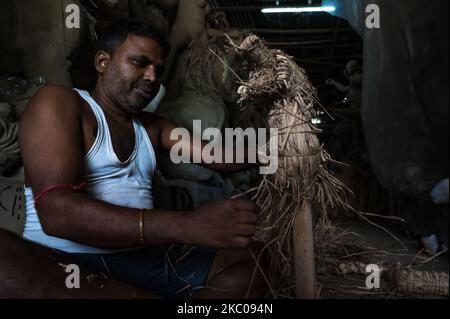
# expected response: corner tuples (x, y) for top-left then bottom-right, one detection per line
(235, 211), (258, 224)
(231, 199), (260, 213)
(232, 236), (251, 248)
(235, 224), (256, 236)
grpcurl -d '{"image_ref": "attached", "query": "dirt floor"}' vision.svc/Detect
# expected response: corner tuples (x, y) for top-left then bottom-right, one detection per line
(319, 217), (449, 299)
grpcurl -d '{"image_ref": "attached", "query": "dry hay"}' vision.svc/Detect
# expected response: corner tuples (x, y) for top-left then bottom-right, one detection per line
(178, 37), (238, 101)
(336, 261), (449, 297)
(224, 34), (352, 298)
(217, 35), (449, 299)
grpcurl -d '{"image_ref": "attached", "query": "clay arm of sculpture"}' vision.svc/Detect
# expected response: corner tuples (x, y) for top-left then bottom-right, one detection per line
(19, 86), (256, 249)
(156, 114), (257, 173)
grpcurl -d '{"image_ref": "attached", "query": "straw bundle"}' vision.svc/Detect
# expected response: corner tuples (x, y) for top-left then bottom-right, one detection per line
(337, 261), (449, 297)
(0, 118), (20, 176)
(226, 35), (350, 297)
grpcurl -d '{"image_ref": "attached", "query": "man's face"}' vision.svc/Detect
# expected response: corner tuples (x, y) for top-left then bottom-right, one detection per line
(99, 34), (166, 114)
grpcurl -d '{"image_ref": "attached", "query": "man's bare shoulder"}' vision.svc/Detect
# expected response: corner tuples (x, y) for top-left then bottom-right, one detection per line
(21, 85), (81, 120)
(19, 85), (84, 143)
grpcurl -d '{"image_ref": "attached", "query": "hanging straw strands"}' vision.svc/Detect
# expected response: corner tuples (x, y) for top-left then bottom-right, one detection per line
(225, 34), (350, 297)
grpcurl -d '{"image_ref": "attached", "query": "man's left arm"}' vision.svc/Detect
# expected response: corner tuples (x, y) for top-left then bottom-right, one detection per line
(156, 115), (257, 173)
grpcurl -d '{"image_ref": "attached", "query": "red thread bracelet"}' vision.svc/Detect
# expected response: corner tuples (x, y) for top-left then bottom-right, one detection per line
(34, 182), (86, 206)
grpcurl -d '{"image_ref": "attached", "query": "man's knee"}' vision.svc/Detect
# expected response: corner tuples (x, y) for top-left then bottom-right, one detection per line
(207, 256), (267, 298)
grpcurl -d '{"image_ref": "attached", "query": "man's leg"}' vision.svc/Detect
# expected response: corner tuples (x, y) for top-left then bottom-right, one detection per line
(193, 248), (268, 299)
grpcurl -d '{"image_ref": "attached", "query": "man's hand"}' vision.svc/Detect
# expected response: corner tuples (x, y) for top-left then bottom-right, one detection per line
(183, 199), (259, 249)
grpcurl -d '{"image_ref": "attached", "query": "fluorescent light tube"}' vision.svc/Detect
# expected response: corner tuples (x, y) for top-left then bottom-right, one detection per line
(261, 6), (336, 13)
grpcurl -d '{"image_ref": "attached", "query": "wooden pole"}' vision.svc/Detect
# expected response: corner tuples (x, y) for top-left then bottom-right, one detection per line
(293, 203), (316, 299)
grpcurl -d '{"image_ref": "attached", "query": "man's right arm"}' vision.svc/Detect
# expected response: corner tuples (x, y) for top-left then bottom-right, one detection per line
(19, 85), (257, 249)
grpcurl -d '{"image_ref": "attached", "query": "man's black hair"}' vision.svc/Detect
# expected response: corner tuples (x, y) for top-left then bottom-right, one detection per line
(96, 19), (170, 55)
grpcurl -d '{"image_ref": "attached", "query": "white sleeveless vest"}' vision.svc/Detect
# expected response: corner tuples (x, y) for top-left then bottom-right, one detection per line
(23, 89), (157, 254)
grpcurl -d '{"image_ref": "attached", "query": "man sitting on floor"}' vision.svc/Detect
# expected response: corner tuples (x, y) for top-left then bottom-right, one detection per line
(18, 19), (266, 298)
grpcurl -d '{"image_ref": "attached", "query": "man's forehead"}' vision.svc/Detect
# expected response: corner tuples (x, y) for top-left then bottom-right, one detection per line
(116, 34), (166, 62)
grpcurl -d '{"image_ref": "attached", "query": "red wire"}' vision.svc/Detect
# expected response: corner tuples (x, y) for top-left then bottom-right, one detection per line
(34, 182), (86, 206)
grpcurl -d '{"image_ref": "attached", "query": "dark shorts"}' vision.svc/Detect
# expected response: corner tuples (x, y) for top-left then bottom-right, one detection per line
(70, 244), (217, 298)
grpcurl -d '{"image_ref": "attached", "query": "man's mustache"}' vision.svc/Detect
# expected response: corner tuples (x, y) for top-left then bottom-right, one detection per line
(133, 81), (158, 94)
